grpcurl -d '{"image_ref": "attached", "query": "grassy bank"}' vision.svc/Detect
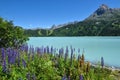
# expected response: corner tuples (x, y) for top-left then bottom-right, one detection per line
(0, 45), (120, 80)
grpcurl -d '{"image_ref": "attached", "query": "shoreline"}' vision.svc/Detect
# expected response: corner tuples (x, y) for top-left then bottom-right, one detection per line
(90, 62), (120, 71)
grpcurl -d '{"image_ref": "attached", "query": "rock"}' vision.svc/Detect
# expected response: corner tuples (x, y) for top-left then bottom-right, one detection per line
(85, 4), (120, 21)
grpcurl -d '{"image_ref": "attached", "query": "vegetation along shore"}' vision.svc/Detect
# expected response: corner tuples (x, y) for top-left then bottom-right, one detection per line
(0, 45), (120, 80)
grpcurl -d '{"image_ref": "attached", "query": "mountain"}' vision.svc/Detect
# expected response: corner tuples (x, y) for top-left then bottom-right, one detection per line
(25, 4), (120, 36)
(50, 21), (79, 30)
(85, 4), (120, 21)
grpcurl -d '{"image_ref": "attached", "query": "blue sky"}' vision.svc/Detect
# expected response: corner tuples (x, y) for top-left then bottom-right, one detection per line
(0, 0), (120, 29)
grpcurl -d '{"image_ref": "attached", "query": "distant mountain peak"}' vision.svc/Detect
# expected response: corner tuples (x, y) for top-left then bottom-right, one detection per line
(95, 4), (109, 16)
(99, 4), (109, 10)
(85, 4), (120, 20)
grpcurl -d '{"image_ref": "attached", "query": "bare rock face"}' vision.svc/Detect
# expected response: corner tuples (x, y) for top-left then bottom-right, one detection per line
(96, 4), (109, 15)
(100, 4), (109, 10)
(85, 4), (120, 21)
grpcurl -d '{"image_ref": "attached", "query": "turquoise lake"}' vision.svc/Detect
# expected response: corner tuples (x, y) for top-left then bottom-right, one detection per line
(27, 37), (120, 67)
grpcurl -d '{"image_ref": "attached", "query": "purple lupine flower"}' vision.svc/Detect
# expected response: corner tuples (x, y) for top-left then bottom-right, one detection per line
(64, 46), (69, 62)
(70, 48), (73, 66)
(62, 75), (67, 80)
(101, 57), (104, 68)
(7, 49), (11, 64)
(59, 49), (61, 57)
(25, 45), (28, 53)
(64, 51), (68, 63)
(26, 72), (31, 80)
(46, 46), (49, 54)
(20, 45), (24, 51)
(22, 59), (26, 68)
(44, 47), (46, 53)
(36, 47), (40, 55)
(29, 45), (34, 54)
(59, 48), (64, 58)
(8, 50), (11, 64)
(39, 47), (43, 55)
(59, 47), (64, 54)
(12, 49), (17, 64)
(32, 47), (34, 54)
(22, 44), (28, 53)
(21, 44), (28, 52)
(59, 48), (62, 57)
(8, 49), (16, 64)
(1, 48), (5, 60)
(6, 48), (10, 64)
(11, 49), (15, 64)
(2, 60), (7, 72)
(41, 46), (44, 54)
(79, 75), (84, 80)
(7, 49), (14, 64)
(51, 46), (53, 54)
(62, 48), (64, 54)
(71, 48), (73, 57)
(78, 54), (81, 61)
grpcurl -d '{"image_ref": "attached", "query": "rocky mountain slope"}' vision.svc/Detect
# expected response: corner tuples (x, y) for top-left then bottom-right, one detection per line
(25, 4), (120, 36)
(86, 4), (120, 21)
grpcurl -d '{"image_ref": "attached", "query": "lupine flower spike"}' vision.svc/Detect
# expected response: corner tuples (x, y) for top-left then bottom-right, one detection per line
(1, 48), (5, 61)
(2, 60), (7, 72)
(62, 74), (67, 80)
(101, 57), (104, 68)
(70, 48), (73, 66)
(80, 75), (84, 80)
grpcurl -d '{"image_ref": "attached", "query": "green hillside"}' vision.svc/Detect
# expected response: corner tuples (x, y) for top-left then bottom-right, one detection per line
(25, 4), (120, 36)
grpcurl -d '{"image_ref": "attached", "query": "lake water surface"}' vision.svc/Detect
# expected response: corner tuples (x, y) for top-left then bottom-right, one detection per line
(27, 37), (120, 67)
